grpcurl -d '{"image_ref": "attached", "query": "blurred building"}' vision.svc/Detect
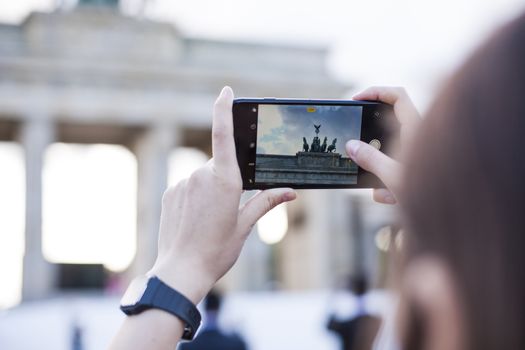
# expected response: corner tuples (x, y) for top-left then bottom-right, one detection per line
(0, 0), (394, 303)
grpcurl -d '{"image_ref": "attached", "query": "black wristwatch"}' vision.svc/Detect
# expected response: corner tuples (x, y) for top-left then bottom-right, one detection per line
(120, 275), (202, 340)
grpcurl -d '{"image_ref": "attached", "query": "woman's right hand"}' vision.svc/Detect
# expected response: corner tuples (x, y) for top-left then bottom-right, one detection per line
(346, 87), (420, 204)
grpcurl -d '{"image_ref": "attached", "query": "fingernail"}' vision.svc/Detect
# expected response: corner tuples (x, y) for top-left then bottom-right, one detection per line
(346, 140), (360, 158)
(283, 191), (297, 201)
(220, 86), (232, 98)
(384, 194), (397, 204)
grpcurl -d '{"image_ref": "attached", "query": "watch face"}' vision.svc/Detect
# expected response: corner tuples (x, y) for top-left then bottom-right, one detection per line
(120, 275), (149, 306)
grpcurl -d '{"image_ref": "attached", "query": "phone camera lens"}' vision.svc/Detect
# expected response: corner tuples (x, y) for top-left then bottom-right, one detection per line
(369, 139), (381, 150)
(252, 107), (257, 113)
(250, 123), (256, 130)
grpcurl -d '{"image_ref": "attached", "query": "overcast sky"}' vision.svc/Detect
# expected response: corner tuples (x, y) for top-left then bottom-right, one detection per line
(2, 0), (525, 111)
(257, 105), (362, 155)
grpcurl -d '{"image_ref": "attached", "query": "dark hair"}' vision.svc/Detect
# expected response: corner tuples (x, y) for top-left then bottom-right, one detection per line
(400, 13), (525, 350)
(205, 290), (222, 312)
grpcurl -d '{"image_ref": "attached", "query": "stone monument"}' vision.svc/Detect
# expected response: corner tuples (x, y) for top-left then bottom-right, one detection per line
(255, 125), (357, 185)
(0, 0), (350, 301)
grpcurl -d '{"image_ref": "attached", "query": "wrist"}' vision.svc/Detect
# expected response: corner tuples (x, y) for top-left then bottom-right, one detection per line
(148, 258), (214, 305)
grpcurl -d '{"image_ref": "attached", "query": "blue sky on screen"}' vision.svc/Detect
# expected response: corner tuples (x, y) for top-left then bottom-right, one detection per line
(257, 104), (362, 156)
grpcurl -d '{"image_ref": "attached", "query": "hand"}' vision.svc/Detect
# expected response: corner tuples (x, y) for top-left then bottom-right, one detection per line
(346, 87), (420, 204)
(149, 87), (296, 304)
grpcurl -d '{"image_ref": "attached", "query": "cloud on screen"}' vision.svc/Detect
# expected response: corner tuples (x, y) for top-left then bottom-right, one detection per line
(257, 104), (362, 155)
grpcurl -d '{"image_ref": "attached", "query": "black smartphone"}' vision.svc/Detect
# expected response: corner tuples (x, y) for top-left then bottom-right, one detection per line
(233, 98), (399, 190)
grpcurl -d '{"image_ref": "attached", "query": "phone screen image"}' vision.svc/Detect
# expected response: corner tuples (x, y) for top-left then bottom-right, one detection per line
(255, 104), (363, 186)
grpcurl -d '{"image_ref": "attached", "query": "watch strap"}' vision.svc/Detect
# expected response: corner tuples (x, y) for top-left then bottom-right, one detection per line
(121, 276), (202, 340)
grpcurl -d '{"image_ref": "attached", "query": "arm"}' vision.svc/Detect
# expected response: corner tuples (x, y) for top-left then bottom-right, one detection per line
(108, 86), (296, 350)
(346, 87), (421, 204)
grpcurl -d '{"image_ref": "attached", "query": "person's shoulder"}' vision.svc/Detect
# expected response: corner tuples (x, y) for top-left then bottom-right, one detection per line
(182, 330), (247, 350)
(222, 332), (248, 350)
(327, 315), (352, 329)
(179, 330), (220, 349)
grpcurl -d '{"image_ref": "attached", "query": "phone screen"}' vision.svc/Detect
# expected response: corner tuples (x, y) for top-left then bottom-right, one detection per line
(255, 104), (363, 186)
(233, 98), (396, 189)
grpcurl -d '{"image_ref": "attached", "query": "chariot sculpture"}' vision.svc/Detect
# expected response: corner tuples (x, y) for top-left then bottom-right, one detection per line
(301, 125), (337, 154)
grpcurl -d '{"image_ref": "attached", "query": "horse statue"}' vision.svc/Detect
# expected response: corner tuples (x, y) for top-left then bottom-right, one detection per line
(327, 138), (337, 153)
(310, 136), (321, 152)
(320, 137), (328, 152)
(302, 137), (309, 152)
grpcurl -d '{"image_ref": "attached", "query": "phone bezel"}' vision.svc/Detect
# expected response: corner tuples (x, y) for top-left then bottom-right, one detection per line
(233, 98), (398, 190)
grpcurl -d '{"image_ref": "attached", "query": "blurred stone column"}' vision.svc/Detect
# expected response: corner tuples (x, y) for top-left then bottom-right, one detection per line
(129, 123), (177, 278)
(219, 210), (272, 291)
(349, 196), (365, 275)
(307, 190), (332, 288)
(19, 118), (57, 301)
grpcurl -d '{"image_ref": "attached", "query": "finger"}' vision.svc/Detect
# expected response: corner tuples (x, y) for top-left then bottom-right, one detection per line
(353, 86), (404, 104)
(373, 188), (397, 205)
(237, 188), (297, 235)
(346, 140), (399, 191)
(212, 86), (236, 172)
(352, 86), (420, 124)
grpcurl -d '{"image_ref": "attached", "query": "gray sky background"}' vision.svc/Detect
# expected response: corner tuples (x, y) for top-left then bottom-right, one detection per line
(2, 1), (524, 112)
(257, 105), (362, 155)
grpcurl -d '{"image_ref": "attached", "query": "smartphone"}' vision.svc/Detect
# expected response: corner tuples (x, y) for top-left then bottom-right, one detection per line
(233, 98), (399, 190)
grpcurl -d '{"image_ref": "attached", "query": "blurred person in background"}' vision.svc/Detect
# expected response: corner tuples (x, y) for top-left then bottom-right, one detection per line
(327, 275), (381, 350)
(179, 290), (247, 350)
(71, 319), (84, 350)
(109, 11), (525, 350)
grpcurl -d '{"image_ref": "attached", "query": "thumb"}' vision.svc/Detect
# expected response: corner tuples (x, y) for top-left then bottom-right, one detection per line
(238, 188), (297, 235)
(346, 140), (399, 191)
